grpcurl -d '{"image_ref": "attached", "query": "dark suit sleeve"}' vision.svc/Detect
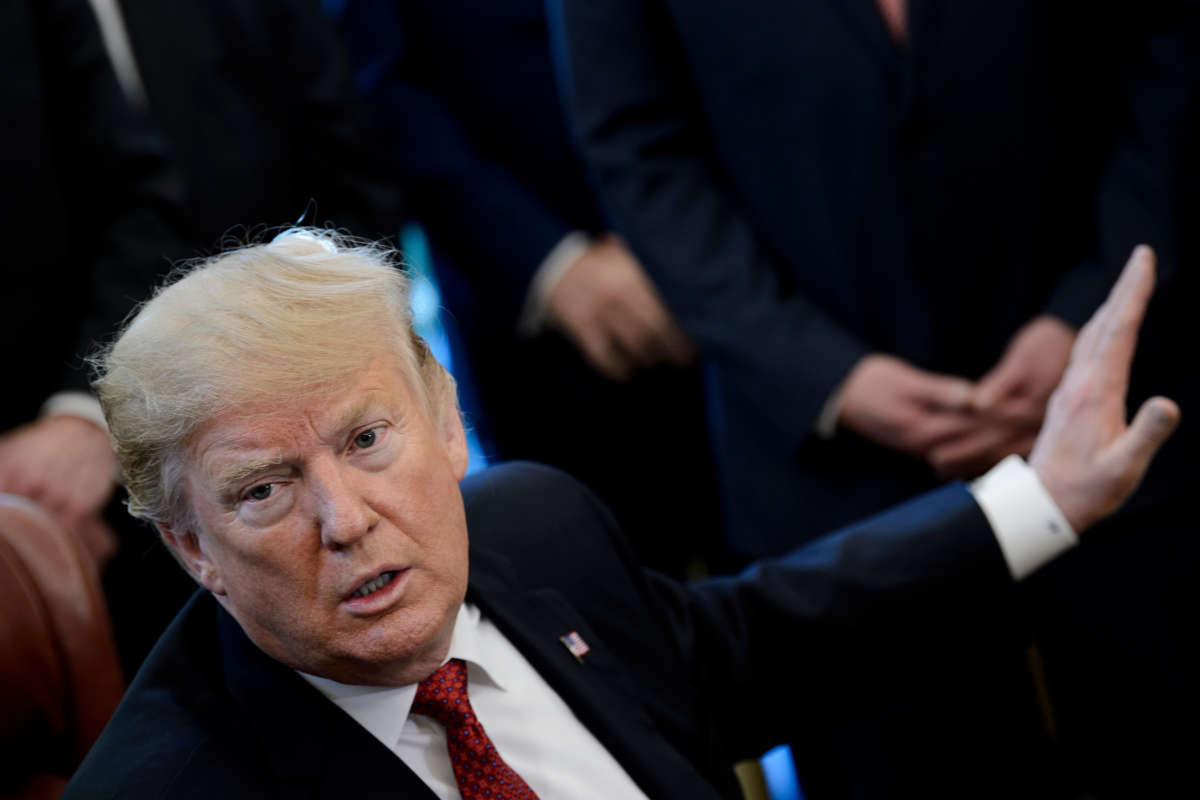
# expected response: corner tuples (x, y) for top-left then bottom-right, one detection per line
(473, 465), (1022, 763)
(650, 484), (1019, 760)
(554, 0), (869, 445)
(1044, 0), (1200, 327)
(37, 0), (189, 389)
(335, 0), (582, 324)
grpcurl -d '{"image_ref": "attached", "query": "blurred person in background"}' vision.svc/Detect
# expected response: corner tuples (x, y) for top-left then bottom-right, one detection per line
(0, 0), (186, 604)
(82, 0), (407, 672)
(556, 0), (1199, 796)
(90, 0), (400, 252)
(330, 0), (728, 578)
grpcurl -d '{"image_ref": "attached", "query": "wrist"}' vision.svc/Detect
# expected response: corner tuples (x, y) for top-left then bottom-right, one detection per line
(40, 391), (108, 432)
(517, 231), (592, 337)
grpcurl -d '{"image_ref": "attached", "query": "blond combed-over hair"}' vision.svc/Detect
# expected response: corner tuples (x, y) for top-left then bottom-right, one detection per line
(93, 229), (458, 529)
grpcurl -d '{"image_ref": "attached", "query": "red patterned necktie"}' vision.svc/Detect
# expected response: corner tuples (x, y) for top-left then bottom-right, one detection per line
(411, 658), (541, 800)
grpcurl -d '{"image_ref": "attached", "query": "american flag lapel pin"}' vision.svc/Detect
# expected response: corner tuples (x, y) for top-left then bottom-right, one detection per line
(559, 631), (590, 663)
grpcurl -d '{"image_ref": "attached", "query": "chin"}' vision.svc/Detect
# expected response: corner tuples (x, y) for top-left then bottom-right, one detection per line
(332, 601), (459, 684)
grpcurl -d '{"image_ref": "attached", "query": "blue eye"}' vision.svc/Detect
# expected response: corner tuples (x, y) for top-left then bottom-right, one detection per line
(245, 483), (274, 502)
(353, 429), (378, 449)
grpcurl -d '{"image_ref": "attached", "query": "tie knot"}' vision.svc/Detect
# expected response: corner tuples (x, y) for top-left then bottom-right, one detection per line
(412, 658), (475, 729)
(409, 657), (541, 799)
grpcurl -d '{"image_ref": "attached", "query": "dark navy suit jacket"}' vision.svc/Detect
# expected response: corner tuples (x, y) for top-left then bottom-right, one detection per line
(65, 463), (1014, 799)
(1, 0), (185, 427)
(336, 0), (605, 332)
(557, 0), (1199, 555)
(331, 0), (724, 576)
(116, 0), (402, 250)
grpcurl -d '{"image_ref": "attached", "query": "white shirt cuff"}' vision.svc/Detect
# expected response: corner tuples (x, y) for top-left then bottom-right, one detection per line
(40, 391), (109, 432)
(970, 454), (1078, 581)
(516, 231), (592, 338)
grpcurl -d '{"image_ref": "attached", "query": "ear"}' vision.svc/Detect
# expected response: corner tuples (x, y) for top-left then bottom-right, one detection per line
(156, 522), (226, 596)
(436, 398), (469, 482)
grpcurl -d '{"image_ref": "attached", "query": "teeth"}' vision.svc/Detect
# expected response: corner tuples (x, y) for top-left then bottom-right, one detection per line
(351, 571), (396, 599)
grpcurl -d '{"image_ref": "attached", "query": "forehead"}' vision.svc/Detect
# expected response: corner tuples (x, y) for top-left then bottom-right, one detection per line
(190, 359), (421, 479)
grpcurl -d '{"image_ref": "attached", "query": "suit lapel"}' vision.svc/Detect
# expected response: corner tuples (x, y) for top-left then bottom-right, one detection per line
(216, 549), (730, 799)
(218, 609), (439, 799)
(467, 547), (730, 800)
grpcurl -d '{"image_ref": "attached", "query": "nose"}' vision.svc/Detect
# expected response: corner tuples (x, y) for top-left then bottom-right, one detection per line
(308, 459), (379, 549)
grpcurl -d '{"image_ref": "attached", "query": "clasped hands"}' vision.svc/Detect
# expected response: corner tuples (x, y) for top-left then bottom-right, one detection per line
(840, 246), (1179, 531)
(839, 314), (1073, 480)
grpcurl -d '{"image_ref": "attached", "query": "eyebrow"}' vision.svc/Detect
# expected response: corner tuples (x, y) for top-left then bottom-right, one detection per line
(212, 455), (287, 497)
(207, 395), (395, 497)
(330, 395), (388, 438)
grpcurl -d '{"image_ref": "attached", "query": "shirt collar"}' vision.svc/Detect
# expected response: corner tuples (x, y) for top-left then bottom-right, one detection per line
(296, 602), (512, 751)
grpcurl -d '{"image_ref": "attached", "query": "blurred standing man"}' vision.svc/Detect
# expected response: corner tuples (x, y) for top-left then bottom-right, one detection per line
(0, 0), (185, 570)
(92, 0), (401, 251)
(555, 0), (1199, 795)
(332, 0), (726, 576)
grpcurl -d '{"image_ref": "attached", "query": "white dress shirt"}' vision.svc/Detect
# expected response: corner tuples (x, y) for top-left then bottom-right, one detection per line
(301, 456), (1073, 798)
(301, 603), (650, 800)
(86, 0), (147, 106)
(970, 454), (1077, 579)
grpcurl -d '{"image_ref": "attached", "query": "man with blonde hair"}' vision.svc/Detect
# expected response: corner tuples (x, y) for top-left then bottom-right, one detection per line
(67, 232), (1177, 799)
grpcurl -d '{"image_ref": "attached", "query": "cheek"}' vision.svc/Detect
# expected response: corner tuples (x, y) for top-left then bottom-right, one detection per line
(387, 469), (469, 589)
(430, 498), (470, 592)
(218, 536), (323, 617)
(383, 450), (466, 537)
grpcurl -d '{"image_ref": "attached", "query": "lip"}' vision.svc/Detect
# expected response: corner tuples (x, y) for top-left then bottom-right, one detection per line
(341, 566), (410, 616)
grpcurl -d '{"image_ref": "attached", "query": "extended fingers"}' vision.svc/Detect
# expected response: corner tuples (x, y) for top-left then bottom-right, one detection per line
(1075, 245), (1156, 363)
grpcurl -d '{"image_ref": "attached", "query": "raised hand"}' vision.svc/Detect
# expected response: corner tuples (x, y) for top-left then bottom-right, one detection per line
(1029, 245), (1180, 533)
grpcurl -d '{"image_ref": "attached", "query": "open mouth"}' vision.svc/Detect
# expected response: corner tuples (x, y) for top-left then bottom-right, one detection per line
(349, 570), (400, 600)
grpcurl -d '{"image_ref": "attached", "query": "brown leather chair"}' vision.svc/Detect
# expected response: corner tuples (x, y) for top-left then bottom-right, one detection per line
(0, 495), (124, 799)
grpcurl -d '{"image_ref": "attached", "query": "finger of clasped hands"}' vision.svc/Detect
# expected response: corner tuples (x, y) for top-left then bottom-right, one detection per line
(838, 337), (1066, 481)
(839, 247), (1179, 513)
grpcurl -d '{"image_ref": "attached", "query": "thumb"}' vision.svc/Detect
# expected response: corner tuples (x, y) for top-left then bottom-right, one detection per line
(1111, 396), (1181, 481)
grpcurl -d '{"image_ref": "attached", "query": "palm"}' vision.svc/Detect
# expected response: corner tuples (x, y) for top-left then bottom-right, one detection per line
(1029, 246), (1179, 532)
